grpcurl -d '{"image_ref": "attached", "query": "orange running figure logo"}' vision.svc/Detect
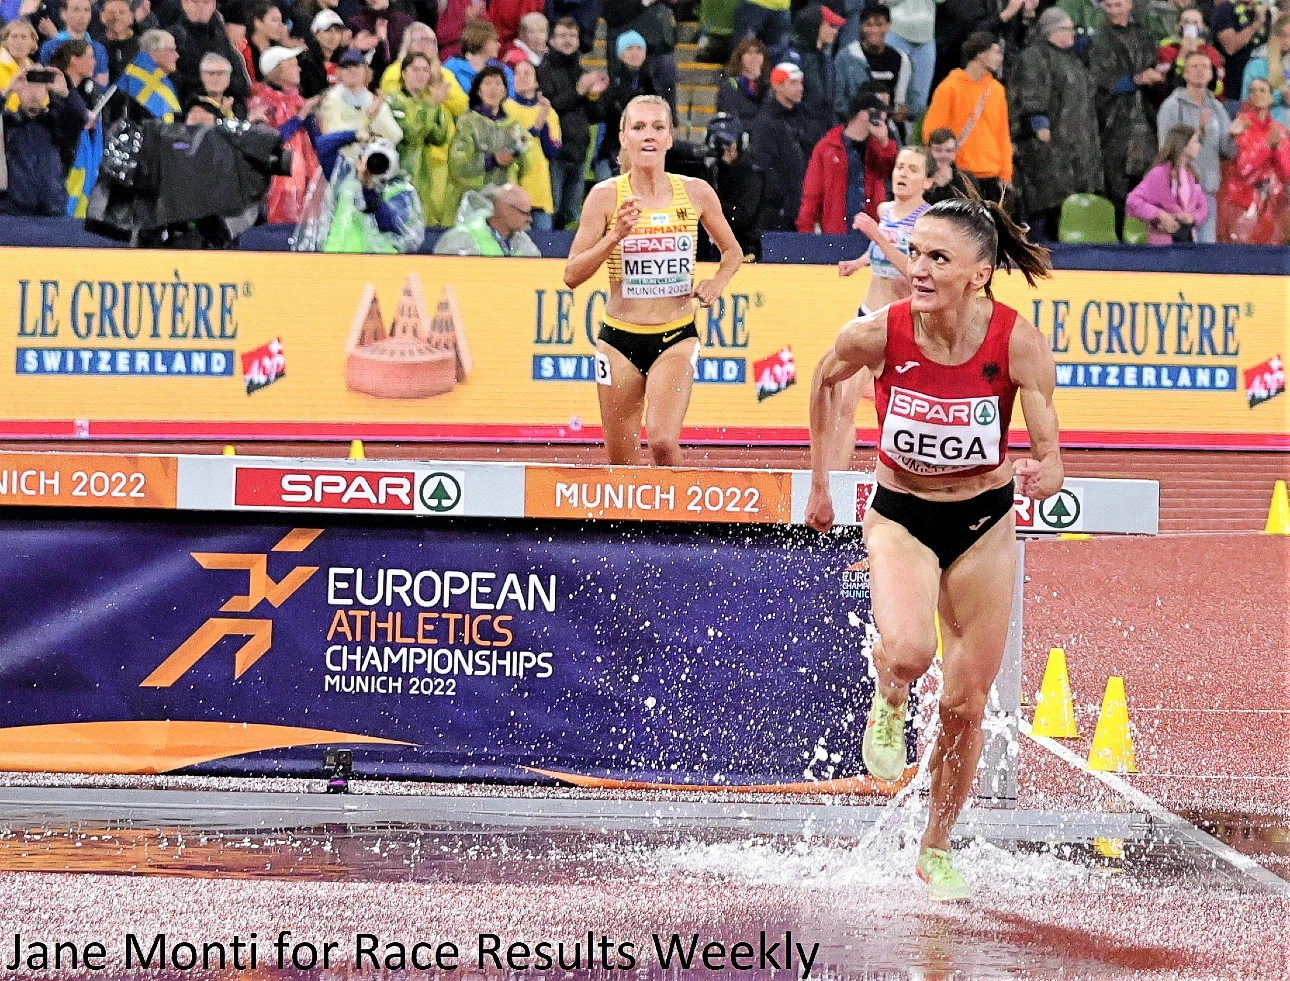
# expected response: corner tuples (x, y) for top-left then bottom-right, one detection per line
(140, 528), (323, 687)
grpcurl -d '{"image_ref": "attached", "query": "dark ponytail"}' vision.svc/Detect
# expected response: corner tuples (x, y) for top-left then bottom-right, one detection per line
(923, 188), (1052, 297)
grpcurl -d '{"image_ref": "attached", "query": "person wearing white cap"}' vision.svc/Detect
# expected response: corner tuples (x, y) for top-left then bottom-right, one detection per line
(300, 8), (348, 97)
(748, 61), (810, 230)
(249, 44), (322, 222)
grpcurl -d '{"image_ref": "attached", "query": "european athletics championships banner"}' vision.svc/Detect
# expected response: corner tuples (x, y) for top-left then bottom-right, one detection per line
(0, 248), (1285, 449)
(0, 513), (911, 790)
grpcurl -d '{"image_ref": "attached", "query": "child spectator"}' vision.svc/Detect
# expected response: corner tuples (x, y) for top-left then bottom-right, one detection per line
(1126, 124), (1208, 242)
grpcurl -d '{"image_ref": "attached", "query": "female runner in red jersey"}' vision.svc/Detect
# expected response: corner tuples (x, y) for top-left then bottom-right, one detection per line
(805, 197), (1062, 902)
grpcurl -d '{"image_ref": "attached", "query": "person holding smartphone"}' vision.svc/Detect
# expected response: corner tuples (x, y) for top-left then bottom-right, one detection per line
(1, 65), (86, 215)
(1, 18), (41, 109)
(796, 91), (898, 235)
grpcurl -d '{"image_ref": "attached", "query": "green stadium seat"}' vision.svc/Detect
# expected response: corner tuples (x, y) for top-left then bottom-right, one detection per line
(1121, 215), (1150, 244)
(1058, 194), (1117, 244)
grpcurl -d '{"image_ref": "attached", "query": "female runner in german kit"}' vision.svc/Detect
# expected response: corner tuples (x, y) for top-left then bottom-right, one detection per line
(563, 95), (742, 466)
(806, 197), (1063, 901)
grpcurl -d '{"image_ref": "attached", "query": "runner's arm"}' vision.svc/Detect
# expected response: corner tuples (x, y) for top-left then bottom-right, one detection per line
(1010, 318), (1064, 500)
(855, 205), (910, 278)
(563, 183), (629, 288)
(690, 178), (743, 306)
(809, 310), (888, 494)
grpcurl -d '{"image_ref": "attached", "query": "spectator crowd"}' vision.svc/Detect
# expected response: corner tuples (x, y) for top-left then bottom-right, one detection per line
(0, 0), (1286, 244)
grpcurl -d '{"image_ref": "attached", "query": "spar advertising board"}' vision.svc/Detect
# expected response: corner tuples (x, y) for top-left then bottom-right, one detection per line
(0, 248), (1285, 448)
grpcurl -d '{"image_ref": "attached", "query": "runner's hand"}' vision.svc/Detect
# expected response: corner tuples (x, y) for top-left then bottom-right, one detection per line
(611, 195), (640, 240)
(693, 278), (721, 306)
(852, 211), (880, 239)
(805, 483), (835, 532)
(1014, 456), (1061, 500)
(837, 257), (866, 276)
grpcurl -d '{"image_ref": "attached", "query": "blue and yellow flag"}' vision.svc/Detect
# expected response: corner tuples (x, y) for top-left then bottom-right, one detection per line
(120, 51), (180, 122)
(65, 116), (103, 219)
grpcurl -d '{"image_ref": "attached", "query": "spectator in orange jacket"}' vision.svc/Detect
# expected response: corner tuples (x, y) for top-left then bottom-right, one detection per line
(921, 30), (1011, 202)
(796, 90), (898, 233)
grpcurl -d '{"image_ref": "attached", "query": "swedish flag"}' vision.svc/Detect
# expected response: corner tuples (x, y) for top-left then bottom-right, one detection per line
(65, 117), (103, 219)
(120, 51), (180, 122)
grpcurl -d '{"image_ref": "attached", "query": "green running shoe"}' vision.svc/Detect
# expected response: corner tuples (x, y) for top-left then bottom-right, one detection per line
(861, 693), (907, 781)
(916, 848), (973, 902)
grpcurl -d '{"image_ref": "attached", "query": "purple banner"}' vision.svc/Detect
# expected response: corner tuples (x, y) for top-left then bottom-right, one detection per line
(0, 515), (909, 788)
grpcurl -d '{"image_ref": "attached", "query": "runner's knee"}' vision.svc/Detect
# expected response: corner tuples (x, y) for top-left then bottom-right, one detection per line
(881, 632), (937, 684)
(938, 688), (989, 730)
(649, 434), (682, 466)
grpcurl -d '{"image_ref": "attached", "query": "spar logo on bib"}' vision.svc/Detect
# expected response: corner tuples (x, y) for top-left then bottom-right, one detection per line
(881, 387), (1002, 475)
(621, 231), (694, 299)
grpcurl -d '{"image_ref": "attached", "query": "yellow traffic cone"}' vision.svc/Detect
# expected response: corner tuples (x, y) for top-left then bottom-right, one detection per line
(1032, 647), (1079, 738)
(348, 439), (365, 460)
(1264, 480), (1289, 535)
(222, 445), (236, 456)
(1088, 676), (1136, 773)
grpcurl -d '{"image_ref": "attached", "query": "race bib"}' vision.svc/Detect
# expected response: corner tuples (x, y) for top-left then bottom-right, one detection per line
(620, 230), (694, 299)
(880, 387), (1001, 475)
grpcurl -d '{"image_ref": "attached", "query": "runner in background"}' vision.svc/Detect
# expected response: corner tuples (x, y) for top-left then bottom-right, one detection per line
(805, 197), (1062, 902)
(563, 94), (742, 466)
(825, 144), (936, 471)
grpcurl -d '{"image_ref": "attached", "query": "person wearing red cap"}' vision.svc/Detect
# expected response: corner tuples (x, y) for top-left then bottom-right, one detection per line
(784, 2), (844, 150)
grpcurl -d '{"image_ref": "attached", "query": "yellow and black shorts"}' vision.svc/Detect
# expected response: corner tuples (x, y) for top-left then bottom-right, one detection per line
(598, 314), (699, 377)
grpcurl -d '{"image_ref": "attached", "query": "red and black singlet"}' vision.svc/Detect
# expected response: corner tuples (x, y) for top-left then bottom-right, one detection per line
(873, 297), (1020, 479)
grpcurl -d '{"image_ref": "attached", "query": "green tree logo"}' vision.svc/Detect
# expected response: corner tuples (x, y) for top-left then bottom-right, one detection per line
(973, 400), (997, 426)
(419, 472), (463, 513)
(1039, 489), (1081, 529)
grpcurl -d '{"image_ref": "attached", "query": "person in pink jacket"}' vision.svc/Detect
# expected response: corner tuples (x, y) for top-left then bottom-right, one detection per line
(1126, 125), (1208, 243)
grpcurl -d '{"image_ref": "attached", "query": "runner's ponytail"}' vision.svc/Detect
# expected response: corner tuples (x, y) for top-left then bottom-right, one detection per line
(923, 190), (1052, 297)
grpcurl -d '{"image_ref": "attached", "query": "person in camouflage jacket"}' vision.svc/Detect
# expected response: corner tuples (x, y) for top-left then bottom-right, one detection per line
(1009, 7), (1105, 238)
(1089, 0), (1161, 225)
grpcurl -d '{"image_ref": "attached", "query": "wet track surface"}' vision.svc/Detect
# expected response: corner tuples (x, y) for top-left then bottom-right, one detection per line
(0, 784), (1285, 980)
(0, 460), (1286, 979)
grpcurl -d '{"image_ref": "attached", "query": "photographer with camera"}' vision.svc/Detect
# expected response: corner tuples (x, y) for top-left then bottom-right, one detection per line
(704, 111), (761, 258)
(796, 90), (896, 234)
(294, 126), (425, 252)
